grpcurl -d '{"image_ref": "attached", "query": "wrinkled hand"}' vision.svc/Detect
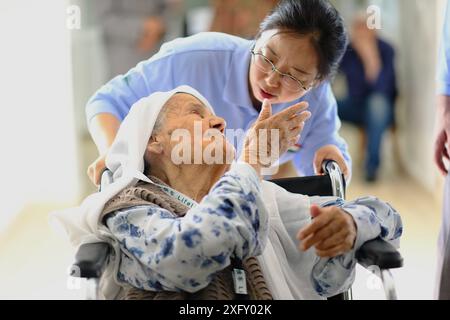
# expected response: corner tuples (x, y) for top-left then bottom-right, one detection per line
(87, 154), (107, 187)
(314, 144), (349, 180)
(297, 205), (357, 258)
(240, 99), (311, 173)
(435, 129), (450, 175)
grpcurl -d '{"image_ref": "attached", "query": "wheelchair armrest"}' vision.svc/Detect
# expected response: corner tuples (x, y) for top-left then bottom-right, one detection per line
(70, 242), (110, 279)
(356, 238), (403, 270)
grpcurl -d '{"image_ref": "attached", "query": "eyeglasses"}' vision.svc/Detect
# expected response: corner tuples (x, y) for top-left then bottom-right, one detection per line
(250, 48), (314, 93)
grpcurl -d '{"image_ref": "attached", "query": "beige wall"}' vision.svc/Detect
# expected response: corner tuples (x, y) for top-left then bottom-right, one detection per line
(333, 0), (447, 193)
(396, 0), (445, 192)
(0, 0), (80, 232)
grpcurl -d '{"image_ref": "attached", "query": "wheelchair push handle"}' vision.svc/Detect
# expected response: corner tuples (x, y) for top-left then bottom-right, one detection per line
(99, 169), (114, 192)
(322, 160), (339, 175)
(321, 160), (345, 199)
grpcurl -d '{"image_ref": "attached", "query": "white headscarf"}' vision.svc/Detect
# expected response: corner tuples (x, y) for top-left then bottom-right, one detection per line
(50, 85), (215, 298)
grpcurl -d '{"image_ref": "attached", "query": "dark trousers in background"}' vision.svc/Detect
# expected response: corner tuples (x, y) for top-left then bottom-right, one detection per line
(337, 93), (394, 180)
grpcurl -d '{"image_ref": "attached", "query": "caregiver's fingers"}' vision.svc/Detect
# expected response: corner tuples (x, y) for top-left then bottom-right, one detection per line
(434, 129), (449, 176)
(312, 145), (349, 180)
(313, 153), (325, 176)
(338, 159), (350, 180)
(87, 154), (107, 187)
(323, 156), (349, 180)
(444, 145), (450, 160)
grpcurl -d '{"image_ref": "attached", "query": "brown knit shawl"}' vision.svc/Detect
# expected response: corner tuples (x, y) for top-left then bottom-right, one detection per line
(102, 176), (272, 300)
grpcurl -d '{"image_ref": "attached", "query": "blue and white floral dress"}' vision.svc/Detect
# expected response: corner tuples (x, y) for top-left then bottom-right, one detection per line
(105, 161), (402, 299)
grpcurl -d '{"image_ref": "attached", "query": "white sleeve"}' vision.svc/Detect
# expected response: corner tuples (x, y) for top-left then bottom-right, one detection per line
(308, 196), (403, 297)
(270, 184), (402, 298)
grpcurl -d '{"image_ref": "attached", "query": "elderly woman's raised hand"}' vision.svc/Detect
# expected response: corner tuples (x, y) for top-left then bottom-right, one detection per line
(239, 99), (311, 175)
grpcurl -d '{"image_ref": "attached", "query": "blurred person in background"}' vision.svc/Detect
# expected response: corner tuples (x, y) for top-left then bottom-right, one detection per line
(182, 0), (212, 36)
(86, 0), (352, 186)
(336, 15), (397, 182)
(435, 0), (450, 300)
(52, 86), (403, 300)
(94, 0), (168, 78)
(209, 0), (279, 39)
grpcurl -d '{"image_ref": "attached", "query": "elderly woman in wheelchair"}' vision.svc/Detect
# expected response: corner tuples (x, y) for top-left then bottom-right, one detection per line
(54, 86), (402, 300)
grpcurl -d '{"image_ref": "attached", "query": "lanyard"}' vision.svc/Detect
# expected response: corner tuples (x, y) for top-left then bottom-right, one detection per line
(154, 183), (199, 209)
(156, 181), (248, 296)
(130, 169), (199, 209)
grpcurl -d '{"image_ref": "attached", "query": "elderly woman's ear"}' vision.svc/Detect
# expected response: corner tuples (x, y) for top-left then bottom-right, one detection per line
(146, 135), (164, 155)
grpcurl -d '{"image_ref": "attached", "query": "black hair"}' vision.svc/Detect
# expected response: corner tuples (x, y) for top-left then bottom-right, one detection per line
(258, 0), (348, 81)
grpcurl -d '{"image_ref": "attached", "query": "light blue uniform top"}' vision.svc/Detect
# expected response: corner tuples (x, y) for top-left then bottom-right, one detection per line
(86, 32), (351, 176)
(438, 0), (450, 96)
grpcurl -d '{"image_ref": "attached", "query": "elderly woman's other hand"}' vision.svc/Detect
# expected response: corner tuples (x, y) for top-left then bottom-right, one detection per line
(240, 99), (311, 174)
(296, 205), (357, 258)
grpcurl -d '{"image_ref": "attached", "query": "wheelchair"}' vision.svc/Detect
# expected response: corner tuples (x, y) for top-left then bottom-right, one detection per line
(70, 160), (403, 300)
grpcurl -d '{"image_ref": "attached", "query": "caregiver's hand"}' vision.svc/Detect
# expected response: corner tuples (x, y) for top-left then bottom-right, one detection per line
(240, 99), (311, 174)
(88, 113), (120, 186)
(87, 154), (107, 187)
(297, 205), (357, 258)
(434, 95), (450, 176)
(313, 144), (349, 180)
